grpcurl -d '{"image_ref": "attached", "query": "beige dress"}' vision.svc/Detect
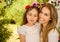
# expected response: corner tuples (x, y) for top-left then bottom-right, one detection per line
(17, 22), (41, 42)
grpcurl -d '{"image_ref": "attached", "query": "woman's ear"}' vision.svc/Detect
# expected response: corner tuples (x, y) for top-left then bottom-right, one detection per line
(50, 19), (51, 20)
(50, 18), (52, 20)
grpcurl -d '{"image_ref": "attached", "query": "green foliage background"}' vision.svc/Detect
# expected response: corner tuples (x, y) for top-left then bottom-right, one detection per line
(5, 0), (34, 25)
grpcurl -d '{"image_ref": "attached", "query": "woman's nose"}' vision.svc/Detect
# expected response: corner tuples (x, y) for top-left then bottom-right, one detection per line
(39, 14), (43, 18)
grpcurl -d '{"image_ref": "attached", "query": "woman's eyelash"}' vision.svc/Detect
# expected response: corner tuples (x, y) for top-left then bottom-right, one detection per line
(44, 13), (48, 16)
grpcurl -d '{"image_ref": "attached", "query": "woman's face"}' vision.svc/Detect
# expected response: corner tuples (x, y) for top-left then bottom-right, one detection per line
(26, 8), (38, 24)
(39, 7), (51, 24)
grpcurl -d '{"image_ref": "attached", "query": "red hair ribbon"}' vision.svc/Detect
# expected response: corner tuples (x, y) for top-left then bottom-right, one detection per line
(25, 5), (30, 10)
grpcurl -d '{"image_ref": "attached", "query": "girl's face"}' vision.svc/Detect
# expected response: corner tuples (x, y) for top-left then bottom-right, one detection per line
(26, 9), (38, 25)
(39, 7), (51, 24)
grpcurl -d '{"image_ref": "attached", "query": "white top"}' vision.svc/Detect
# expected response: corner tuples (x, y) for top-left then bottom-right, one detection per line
(17, 23), (40, 42)
(17, 23), (59, 42)
(40, 28), (58, 42)
(48, 29), (58, 42)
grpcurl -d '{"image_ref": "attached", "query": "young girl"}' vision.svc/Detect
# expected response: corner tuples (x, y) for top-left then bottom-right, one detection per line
(17, 5), (40, 42)
(39, 3), (58, 42)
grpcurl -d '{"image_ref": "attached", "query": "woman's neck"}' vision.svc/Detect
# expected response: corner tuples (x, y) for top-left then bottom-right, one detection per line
(42, 23), (48, 28)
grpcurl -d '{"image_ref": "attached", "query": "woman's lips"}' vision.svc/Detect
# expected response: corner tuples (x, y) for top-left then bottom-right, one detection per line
(39, 18), (44, 21)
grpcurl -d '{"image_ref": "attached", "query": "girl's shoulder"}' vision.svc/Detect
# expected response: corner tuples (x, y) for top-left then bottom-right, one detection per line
(18, 25), (27, 30)
(17, 25), (27, 35)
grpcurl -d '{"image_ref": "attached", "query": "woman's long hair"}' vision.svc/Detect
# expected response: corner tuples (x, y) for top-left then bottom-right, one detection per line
(40, 3), (58, 42)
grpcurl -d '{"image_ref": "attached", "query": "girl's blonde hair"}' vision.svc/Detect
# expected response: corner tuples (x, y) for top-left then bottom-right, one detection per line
(40, 3), (58, 42)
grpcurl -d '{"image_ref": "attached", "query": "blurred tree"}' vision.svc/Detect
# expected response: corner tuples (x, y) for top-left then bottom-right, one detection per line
(43, 0), (49, 2)
(0, 0), (15, 42)
(37, 0), (49, 3)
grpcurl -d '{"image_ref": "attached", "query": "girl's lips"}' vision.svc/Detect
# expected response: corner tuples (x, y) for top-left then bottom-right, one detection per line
(30, 20), (34, 22)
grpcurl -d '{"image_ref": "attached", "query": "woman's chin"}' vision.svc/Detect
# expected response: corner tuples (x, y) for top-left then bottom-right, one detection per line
(39, 21), (43, 24)
(39, 22), (43, 24)
(39, 21), (45, 24)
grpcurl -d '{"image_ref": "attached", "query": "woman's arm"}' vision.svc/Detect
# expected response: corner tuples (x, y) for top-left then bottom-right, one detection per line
(19, 34), (25, 42)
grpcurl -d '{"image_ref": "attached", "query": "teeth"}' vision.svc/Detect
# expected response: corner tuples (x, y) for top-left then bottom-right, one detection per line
(39, 19), (44, 21)
(39, 19), (44, 23)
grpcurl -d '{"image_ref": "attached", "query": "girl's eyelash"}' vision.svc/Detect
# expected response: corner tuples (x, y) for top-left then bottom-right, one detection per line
(29, 13), (31, 15)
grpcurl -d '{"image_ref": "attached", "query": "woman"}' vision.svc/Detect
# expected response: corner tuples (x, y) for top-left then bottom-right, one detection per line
(39, 3), (59, 42)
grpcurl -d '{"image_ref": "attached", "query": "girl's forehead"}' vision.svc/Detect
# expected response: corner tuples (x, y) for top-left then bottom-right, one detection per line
(31, 8), (38, 11)
(27, 9), (39, 15)
(28, 9), (38, 13)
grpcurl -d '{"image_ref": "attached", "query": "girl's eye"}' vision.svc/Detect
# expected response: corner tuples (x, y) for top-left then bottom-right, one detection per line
(34, 14), (37, 17)
(44, 13), (48, 16)
(28, 13), (32, 16)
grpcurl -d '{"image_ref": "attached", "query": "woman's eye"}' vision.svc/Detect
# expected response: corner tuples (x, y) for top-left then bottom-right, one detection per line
(44, 13), (48, 16)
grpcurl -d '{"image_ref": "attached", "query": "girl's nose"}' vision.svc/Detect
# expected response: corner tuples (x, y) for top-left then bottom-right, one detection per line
(31, 16), (34, 19)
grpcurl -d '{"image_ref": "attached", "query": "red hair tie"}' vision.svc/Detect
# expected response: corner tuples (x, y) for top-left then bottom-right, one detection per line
(25, 5), (30, 10)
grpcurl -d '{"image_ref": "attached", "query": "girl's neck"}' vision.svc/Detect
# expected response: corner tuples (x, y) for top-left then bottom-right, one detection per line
(25, 23), (34, 27)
